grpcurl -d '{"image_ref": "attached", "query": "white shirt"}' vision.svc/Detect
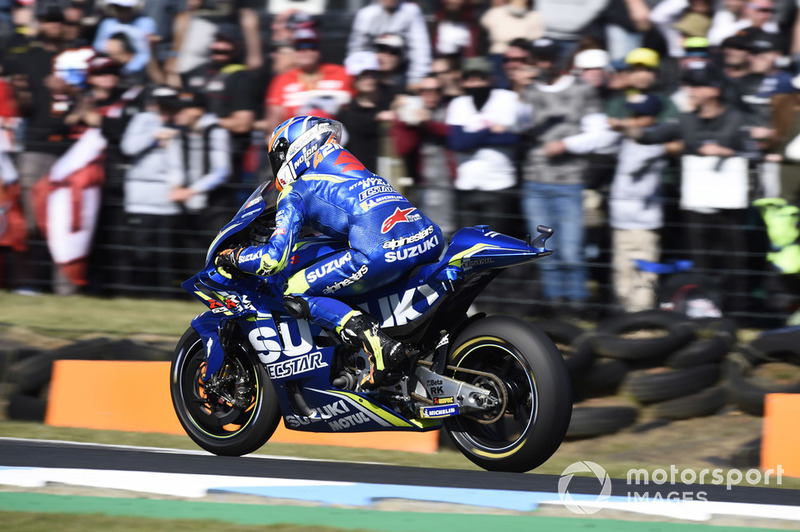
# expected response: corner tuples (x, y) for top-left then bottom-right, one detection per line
(445, 89), (525, 191)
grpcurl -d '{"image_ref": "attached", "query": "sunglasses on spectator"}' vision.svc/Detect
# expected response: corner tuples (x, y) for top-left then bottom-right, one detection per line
(748, 3), (776, 12)
(417, 87), (442, 93)
(503, 55), (530, 64)
(295, 41), (319, 51)
(376, 45), (402, 56)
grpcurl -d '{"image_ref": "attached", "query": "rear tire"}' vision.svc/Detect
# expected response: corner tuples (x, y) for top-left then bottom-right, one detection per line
(170, 327), (281, 456)
(443, 316), (572, 472)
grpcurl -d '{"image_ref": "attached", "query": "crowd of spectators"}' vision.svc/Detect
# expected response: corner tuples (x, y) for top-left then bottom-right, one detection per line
(3, 0), (800, 321)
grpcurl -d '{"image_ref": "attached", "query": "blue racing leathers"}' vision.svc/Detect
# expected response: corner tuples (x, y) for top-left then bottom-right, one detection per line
(236, 144), (444, 332)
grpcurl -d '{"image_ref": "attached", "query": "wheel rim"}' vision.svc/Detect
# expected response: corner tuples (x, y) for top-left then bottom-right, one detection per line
(449, 338), (538, 454)
(177, 338), (262, 440)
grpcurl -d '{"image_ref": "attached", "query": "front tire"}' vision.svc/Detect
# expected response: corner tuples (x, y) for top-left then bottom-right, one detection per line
(170, 327), (281, 456)
(443, 316), (572, 472)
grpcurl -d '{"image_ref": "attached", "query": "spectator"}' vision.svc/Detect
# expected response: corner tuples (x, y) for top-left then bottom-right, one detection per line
(3, 6), (80, 292)
(602, 0), (651, 61)
(650, 0), (713, 59)
(733, 30), (793, 133)
(535, 0), (607, 66)
(607, 48), (680, 126)
(262, 28), (352, 139)
(347, 0), (431, 88)
(142, 0), (184, 61)
(772, 75), (800, 203)
(630, 63), (751, 311)
(708, 0), (748, 45)
(430, 55), (462, 103)
(181, 23), (256, 208)
(391, 74), (455, 236)
(269, 40), (296, 76)
(93, 0), (157, 74)
(480, 0), (544, 86)
(721, 31), (752, 81)
(709, 0), (779, 46)
(106, 32), (148, 85)
(609, 93), (670, 312)
(339, 51), (391, 172)
(495, 37), (534, 91)
(572, 48), (613, 97)
(374, 33), (408, 108)
(170, 90), (231, 272)
(520, 38), (613, 310)
(119, 86), (184, 291)
(445, 56), (523, 236)
(433, 0), (478, 58)
(169, 0), (262, 77)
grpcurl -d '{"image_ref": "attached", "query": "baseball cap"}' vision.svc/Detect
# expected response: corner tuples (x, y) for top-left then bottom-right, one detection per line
(87, 56), (120, 76)
(177, 90), (206, 109)
(673, 12), (711, 38)
(684, 36), (710, 57)
(682, 62), (724, 88)
(625, 48), (660, 69)
(293, 28), (320, 49)
(374, 33), (405, 52)
(746, 30), (780, 53)
(462, 56), (493, 76)
(107, 0), (138, 7)
(345, 51), (379, 77)
(531, 38), (558, 58)
(625, 93), (663, 116)
(215, 22), (243, 43)
(574, 48), (610, 70)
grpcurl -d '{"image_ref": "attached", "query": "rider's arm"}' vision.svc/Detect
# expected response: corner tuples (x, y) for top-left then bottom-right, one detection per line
(237, 191), (306, 277)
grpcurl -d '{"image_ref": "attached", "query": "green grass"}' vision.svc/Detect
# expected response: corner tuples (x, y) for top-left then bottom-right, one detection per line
(1, 511), (362, 532)
(0, 294), (200, 338)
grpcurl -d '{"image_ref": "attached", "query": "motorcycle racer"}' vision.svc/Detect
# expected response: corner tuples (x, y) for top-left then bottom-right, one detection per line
(215, 115), (444, 388)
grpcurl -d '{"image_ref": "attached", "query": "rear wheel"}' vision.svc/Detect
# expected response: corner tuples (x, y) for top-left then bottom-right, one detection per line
(443, 316), (572, 472)
(170, 328), (281, 456)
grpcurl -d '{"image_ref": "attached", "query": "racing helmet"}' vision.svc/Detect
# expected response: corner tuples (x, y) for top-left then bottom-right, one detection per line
(267, 115), (343, 191)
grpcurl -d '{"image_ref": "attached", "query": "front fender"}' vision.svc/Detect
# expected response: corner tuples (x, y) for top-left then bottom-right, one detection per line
(190, 311), (228, 382)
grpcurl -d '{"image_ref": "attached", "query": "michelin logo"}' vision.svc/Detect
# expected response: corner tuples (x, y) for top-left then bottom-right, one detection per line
(385, 235), (439, 263)
(383, 226), (435, 251)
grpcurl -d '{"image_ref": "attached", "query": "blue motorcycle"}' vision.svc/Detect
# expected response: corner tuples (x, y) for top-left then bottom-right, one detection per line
(170, 180), (572, 472)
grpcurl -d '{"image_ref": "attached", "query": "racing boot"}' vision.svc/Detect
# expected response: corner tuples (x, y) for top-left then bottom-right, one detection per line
(337, 312), (406, 390)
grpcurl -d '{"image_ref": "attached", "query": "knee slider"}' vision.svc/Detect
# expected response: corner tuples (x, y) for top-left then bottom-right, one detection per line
(283, 295), (311, 320)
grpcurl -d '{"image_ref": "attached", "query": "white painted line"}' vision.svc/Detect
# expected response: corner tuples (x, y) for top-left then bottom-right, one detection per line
(0, 437), (381, 465)
(0, 467), (352, 498)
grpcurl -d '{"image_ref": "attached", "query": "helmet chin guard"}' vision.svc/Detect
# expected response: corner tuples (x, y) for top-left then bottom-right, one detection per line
(268, 116), (343, 190)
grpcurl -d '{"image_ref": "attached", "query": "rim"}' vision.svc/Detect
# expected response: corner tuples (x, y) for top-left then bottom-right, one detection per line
(449, 339), (538, 453)
(178, 338), (261, 440)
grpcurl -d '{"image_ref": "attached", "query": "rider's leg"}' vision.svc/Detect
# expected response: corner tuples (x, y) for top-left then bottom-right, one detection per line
(283, 248), (407, 388)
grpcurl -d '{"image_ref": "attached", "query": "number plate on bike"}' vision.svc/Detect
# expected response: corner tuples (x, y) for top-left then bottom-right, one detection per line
(418, 404), (460, 418)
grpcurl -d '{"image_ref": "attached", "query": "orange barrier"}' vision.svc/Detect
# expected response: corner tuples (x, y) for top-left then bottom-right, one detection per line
(46, 360), (438, 454)
(761, 393), (800, 478)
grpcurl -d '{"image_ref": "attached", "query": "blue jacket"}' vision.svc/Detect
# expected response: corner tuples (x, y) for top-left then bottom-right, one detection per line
(238, 144), (437, 276)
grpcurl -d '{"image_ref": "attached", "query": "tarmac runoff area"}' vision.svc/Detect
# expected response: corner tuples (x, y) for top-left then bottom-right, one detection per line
(1, 439), (800, 531)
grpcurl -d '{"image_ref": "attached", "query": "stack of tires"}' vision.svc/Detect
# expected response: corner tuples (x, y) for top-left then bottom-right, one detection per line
(3, 338), (172, 422)
(536, 311), (737, 439)
(723, 328), (800, 416)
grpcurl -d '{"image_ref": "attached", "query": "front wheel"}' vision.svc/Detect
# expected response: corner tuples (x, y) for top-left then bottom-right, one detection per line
(170, 327), (281, 456)
(443, 316), (572, 472)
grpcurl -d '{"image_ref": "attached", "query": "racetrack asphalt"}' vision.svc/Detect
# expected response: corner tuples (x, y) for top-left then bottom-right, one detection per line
(1, 438), (798, 507)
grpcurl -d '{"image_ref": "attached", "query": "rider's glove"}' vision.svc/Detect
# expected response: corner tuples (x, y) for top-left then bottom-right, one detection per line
(215, 247), (244, 279)
(256, 255), (280, 277)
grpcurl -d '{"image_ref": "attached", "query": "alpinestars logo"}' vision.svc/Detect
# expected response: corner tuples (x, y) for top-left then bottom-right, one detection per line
(381, 207), (417, 234)
(322, 264), (369, 294)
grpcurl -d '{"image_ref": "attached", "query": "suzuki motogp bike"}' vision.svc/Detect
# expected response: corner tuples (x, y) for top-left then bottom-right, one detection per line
(170, 181), (572, 472)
